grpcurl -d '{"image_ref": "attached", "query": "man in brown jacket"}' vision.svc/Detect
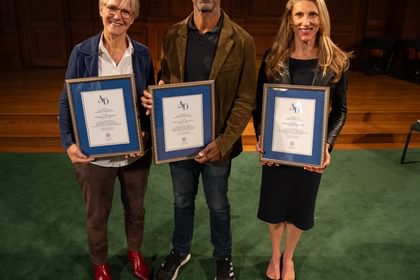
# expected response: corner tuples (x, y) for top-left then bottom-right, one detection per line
(142, 0), (256, 279)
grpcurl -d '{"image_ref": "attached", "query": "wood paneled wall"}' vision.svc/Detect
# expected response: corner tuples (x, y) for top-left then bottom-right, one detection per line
(0, 0), (22, 67)
(1, 0), (419, 69)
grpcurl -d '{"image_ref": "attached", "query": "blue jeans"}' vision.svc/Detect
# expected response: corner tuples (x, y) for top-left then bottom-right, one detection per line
(169, 159), (232, 258)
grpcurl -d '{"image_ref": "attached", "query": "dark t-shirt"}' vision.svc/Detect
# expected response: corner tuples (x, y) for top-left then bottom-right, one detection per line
(184, 14), (223, 82)
(289, 57), (318, 85)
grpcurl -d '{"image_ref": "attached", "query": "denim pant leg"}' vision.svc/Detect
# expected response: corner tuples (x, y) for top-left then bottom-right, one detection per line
(169, 160), (200, 255)
(202, 160), (232, 258)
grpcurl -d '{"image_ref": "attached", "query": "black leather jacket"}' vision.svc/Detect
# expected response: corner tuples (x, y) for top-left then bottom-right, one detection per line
(253, 56), (348, 151)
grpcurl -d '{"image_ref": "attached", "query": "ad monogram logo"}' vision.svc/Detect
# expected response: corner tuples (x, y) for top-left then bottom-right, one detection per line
(98, 95), (109, 105)
(290, 102), (302, 113)
(178, 100), (189, 110)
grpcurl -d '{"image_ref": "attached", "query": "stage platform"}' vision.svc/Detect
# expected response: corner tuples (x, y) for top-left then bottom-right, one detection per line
(0, 69), (419, 152)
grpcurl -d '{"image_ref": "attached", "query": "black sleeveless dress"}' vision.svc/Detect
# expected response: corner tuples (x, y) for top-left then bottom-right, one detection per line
(257, 58), (322, 230)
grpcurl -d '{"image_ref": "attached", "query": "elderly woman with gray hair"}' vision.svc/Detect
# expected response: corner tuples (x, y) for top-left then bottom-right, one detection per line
(58, 0), (154, 279)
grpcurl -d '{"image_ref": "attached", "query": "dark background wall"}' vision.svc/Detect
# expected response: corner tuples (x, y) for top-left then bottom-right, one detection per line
(1, 0), (419, 70)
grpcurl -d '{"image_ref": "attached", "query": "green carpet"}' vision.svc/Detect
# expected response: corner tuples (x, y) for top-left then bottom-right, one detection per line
(0, 149), (419, 279)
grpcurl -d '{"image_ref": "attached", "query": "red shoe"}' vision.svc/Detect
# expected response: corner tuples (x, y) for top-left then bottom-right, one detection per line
(127, 250), (149, 280)
(94, 264), (112, 280)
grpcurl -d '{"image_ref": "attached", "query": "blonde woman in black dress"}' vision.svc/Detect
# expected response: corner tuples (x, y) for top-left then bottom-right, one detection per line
(252, 0), (351, 279)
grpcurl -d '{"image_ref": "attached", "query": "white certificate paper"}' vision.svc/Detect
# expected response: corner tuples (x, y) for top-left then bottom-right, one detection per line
(272, 97), (316, 156)
(81, 88), (130, 147)
(162, 94), (204, 152)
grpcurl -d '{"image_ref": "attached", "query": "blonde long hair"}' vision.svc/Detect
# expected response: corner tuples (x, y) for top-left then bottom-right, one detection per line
(266, 0), (351, 82)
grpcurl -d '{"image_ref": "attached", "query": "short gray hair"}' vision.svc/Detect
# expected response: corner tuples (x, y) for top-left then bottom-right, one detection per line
(99, 0), (140, 19)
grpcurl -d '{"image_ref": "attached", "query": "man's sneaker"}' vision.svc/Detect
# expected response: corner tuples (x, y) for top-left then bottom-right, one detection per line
(155, 249), (191, 280)
(215, 256), (235, 280)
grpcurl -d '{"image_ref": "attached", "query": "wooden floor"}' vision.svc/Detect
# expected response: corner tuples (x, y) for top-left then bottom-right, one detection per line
(0, 68), (419, 152)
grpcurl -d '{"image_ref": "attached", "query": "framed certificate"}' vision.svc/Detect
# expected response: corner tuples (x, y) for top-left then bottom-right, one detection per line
(66, 74), (143, 157)
(149, 81), (215, 164)
(260, 84), (330, 167)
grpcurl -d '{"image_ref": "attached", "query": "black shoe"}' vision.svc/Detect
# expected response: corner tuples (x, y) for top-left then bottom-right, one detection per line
(155, 250), (191, 280)
(215, 256), (235, 280)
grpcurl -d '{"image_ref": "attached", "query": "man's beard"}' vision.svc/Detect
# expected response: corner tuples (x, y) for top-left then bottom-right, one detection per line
(196, 2), (215, 13)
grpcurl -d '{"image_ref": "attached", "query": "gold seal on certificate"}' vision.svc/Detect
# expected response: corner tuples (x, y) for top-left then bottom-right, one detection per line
(260, 84), (329, 167)
(149, 81), (215, 164)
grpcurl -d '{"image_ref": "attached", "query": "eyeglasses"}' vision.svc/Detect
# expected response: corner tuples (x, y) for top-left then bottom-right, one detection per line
(105, 5), (132, 19)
